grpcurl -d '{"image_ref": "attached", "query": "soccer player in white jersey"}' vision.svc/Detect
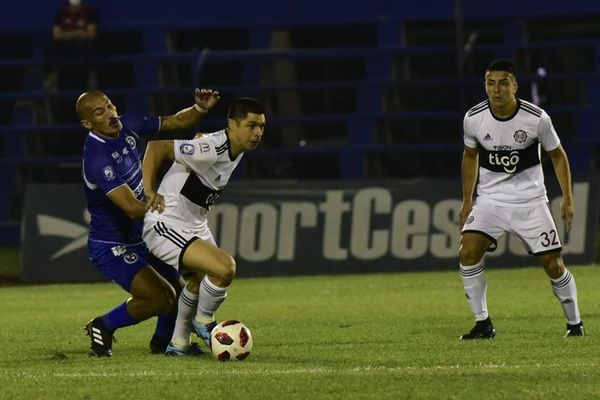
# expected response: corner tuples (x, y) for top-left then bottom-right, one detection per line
(78, 88), (220, 356)
(141, 97), (266, 355)
(458, 59), (583, 339)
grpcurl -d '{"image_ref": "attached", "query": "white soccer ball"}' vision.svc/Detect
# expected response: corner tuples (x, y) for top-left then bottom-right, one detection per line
(210, 320), (253, 361)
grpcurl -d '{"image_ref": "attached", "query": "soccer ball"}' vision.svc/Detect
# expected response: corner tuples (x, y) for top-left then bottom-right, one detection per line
(210, 320), (253, 361)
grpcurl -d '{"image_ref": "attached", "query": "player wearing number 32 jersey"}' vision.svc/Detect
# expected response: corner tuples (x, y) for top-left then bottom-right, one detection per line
(457, 59), (583, 340)
(142, 97), (266, 356)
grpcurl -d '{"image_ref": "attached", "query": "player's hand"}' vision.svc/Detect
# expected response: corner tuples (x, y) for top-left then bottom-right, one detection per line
(194, 88), (220, 111)
(145, 192), (166, 213)
(561, 197), (574, 232)
(458, 201), (473, 230)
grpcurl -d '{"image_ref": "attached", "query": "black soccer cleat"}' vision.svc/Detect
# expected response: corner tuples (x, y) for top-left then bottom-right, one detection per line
(460, 317), (496, 340)
(149, 334), (170, 354)
(85, 317), (115, 357)
(565, 321), (585, 337)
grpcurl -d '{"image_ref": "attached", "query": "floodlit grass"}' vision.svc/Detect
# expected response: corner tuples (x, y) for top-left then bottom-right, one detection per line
(1, 266), (600, 399)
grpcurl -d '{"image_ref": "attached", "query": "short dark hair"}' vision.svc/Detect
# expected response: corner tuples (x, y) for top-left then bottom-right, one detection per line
(486, 59), (516, 77)
(227, 97), (265, 121)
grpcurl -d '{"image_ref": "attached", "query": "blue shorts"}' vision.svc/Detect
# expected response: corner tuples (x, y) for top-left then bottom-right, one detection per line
(88, 241), (179, 292)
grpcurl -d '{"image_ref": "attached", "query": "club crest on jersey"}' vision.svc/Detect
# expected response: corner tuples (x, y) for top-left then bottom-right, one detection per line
(123, 252), (139, 264)
(179, 143), (195, 155)
(514, 130), (527, 143)
(126, 136), (137, 149)
(102, 166), (116, 181)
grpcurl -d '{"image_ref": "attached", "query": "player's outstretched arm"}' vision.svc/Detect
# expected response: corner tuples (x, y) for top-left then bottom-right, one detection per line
(143, 140), (175, 213)
(160, 88), (220, 132)
(548, 144), (574, 232)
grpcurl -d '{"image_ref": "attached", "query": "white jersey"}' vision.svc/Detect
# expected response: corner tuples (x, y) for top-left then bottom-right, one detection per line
(463, 99), (561, 206)
(145, 129), (243, 229)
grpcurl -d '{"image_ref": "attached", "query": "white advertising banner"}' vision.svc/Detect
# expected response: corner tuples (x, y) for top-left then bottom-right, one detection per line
(21, 179), (598, 282)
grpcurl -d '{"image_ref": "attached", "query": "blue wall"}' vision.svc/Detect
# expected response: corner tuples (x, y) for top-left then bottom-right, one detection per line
(6, 0), (600, 29)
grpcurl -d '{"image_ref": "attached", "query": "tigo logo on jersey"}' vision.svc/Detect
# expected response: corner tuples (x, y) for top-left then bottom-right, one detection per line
(102, 166), (115, 181)
(180, 143), (195, 155)
(488, 151), (520, 174)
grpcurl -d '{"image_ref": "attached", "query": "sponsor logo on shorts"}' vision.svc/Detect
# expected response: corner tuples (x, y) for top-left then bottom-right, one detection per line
(111, 245), (127, 256)
(466, 216), (474, 225)
(123, 252), (139, 264)
(179, 143), (195, 155)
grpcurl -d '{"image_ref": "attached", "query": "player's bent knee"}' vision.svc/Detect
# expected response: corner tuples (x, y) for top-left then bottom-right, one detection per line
(219, 254), (236, 285)
(540, 253), (565, 279)
(152, 284), (177, 314)
(459, 246), (483, 266)
(164, 284), (177, 307)
(209, 252), (236, 287)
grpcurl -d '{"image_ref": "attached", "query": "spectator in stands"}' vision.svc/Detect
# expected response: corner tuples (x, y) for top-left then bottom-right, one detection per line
(43, 0), (98, 91)
(530, 66), (549, 106)
(457, 59), (583, 340)
(142, 98), (266, 356)
(77, 87), (220, 357)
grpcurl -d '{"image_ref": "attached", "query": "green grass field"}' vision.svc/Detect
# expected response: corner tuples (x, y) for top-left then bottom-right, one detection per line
(1, 264), (600, 399)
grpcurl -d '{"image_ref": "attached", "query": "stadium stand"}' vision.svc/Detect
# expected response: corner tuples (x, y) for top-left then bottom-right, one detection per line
(1, 1), (600, 244)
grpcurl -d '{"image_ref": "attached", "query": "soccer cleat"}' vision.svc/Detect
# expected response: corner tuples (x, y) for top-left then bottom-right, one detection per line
(192, 320), (217, 346)
(565, 321), (585, 337)
(149, 334), (170, 354)
(85, 317), (116, 357)
(165, 342), (204, 357)
(460, 317), (496, 340)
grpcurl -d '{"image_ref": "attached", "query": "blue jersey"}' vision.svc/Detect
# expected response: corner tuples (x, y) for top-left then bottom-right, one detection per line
(82, 114), (160, 244)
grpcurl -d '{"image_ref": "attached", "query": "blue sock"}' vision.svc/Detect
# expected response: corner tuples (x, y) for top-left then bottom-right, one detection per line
(102, 302), (138, 332)
(154, 313), (176, 341)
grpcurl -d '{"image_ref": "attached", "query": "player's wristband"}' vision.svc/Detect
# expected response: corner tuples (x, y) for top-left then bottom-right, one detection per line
(194, 104), (208, 113)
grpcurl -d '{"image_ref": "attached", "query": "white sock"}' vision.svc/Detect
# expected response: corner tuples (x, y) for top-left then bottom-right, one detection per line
(195, 276), (228, 324)
(171, 286), (198, 347)
(460, 261), (488, 321)
(550, 269), (581, 325)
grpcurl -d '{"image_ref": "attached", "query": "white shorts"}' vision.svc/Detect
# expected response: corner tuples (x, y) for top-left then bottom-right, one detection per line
(142, 218), (216, 272)
(461, 202), (562, 255)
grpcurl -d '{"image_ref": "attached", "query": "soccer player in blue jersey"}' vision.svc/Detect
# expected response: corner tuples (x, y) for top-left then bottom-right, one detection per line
(77, 88), (219, 357)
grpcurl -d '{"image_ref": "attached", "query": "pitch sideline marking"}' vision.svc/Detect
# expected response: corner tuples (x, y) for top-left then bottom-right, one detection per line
(4, 362), (599, 379)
